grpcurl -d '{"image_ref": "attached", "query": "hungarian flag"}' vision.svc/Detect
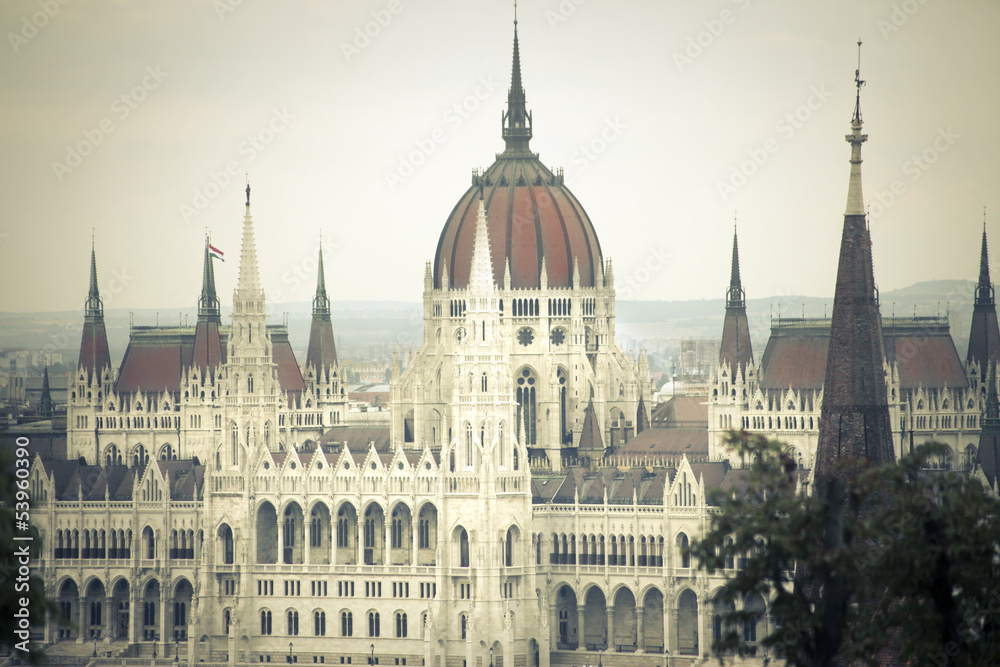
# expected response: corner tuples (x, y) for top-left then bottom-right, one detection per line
(209, 244), (224, 262)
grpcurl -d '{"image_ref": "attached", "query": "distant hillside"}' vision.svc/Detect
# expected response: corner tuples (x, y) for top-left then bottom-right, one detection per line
(0, 280), (979, 368)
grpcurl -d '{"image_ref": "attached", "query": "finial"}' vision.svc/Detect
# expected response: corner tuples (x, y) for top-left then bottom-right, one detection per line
(733, 210), (737, 234)
(853, 39), (865, 122)
(245, 177), (251, 207)
(514, 0), (517, 25)
(985, 205), (988, 231)
(478, 185), (484, 201)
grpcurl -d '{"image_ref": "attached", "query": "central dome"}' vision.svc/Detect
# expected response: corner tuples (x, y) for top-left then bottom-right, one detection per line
(431, 22), (603, 291)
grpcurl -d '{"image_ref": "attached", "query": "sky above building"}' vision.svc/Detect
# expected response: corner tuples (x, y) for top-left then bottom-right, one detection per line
(1, 0), (997, 314)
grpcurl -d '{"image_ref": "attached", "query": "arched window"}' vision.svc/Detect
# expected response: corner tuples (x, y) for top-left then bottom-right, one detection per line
(341, 611), (353, 637)
(223, 609), (231, 636)
(287, 610), (299, 636)
(505, 528), (515, 567)
(464, 422), (474, 468)
(391, 509), (403, 549)
(459, 529), (469, 567)
(337, 508), (350, 548)
(230, 423), (239, 466)
(314, 611), (326, 636)
(310, 509), (322, 548)
(677, 533), (690, 568)
(260, 610), (272, 635)
(461, 614), (468, 639)
(396, 612), (407, 638)
(516, 368), (537, 444)
(369, 611), (380, 637)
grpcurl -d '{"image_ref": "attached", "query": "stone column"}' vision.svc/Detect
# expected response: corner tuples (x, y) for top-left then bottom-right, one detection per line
(384, 516), (392, 566)
(76, 598), (86, 643)
(159, 585), (169, 651)
(278, 518), (285, 564)
(410, 508), (420, 566)
(549, 605), (559, 648)
(662, 598), (671, 658)
(104, 598), (113, 643)
(305, 519), (311, 565)
(357, 519), (363, 565)
(671, 609), (679, 655)
(696, 595), (706, 658)
(576, 604), (587, 651)
(606, 608), (614, 652)
(128, 588), (139, 644)
(636, 608), (645, 653)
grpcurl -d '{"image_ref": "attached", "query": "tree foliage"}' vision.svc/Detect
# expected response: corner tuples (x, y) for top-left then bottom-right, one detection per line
(691, 432), (1000, 667)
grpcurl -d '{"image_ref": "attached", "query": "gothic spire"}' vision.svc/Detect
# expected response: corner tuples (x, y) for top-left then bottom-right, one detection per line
(468, 190), (496, 293)
(976, 215), (994, 306)
(236, 183), (262, 299)
(193, 237), (224, 374)
(814, 60), (894, 479)
(845, 40), (868, 216)
(78, 238), (112, 377)
(85, 235), (103, 318)
(39, 366), (53, 417)
(306, 240), (338, 375)
(719, 221), (753, 372)
(501, 8), (533, 155)
(313, 241), (331, 318)
(727, 221), (744, 307)
(967, 212), (1000, 374)
(198, 237), (221, 321)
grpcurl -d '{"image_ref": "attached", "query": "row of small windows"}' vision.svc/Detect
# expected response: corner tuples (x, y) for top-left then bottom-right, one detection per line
(257, 610), (408, 638)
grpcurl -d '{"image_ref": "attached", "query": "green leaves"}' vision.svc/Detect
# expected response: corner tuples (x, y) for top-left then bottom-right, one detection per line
(691, 433), (1000, 667)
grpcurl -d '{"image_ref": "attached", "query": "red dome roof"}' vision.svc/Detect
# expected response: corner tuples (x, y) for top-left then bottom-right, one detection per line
(433, 156), (603, 290)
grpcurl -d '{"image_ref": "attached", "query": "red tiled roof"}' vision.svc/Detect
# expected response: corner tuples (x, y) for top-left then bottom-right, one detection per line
(433, 156), (603, 290)
(760, 317), (968, 391)
(619, 428), (708, 457)
(650, 395), (709, 427)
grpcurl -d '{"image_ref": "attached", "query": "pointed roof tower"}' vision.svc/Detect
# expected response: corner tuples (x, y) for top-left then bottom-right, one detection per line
(966, 212), (1000, 377)
(814, 45), (895, 479)
(468, 190), (496, 293)
(39, 366), (53, 417)
(501, 5), (533, 156)
(192, 237), (224, 375)
(719, 221), (754, 373)
(636, 394), (650, 434)
(306, 240), (338, 375)
(236, 182), (262, 300)
(578, 399), (606, 453)
(978, 362), (1000, 488)
(78, 236), (112, 377)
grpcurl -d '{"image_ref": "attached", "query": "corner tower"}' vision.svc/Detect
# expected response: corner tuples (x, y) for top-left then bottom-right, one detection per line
(967, 217), (1000, 380)
(78, 237), (113, 380)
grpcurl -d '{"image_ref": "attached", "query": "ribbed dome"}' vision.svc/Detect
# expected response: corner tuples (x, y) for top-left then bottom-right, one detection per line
(433, 157), (603, 290)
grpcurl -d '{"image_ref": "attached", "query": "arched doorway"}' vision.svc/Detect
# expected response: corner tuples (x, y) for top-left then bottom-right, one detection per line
(111, 580), (130, 639)
(282, 502), (304, 564)
(362, 504), (385, 565)
(555, 585), (578, 649)
(676, 589), (698, 656)
(58, 579), (79, 640)
(309, 502), (332, 565)
(582, 586), (607, 650)
(256, 502), (277, 563)
(612, 587), (636, 652)
(335, 502), (358, 565)
(642, 588), (664, 653)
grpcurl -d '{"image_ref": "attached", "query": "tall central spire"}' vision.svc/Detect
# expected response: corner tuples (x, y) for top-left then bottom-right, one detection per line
(844, 40), (868, 217)
(814, 52), (895, 479)
(501, 7), (533, 156)
(976, 216), (994, 306)
(78, 237), (112, 377)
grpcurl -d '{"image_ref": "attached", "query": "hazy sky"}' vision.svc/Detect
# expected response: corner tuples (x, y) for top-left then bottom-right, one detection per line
(2, 0), (998, 314)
